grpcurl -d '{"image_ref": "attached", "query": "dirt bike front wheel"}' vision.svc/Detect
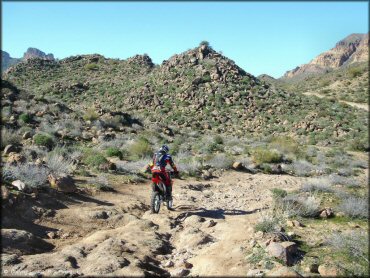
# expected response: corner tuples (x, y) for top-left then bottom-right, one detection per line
(151, 191), (161, 213)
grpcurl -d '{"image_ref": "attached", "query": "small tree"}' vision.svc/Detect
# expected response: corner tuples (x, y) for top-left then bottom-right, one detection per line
(199, 40), (210, 48)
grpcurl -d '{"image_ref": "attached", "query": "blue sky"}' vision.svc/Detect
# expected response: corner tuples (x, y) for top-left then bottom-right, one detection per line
(2, 1), (368, 78)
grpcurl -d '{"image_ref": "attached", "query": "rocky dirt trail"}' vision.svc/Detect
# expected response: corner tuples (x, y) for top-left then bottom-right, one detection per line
(303, 91), (368, 111)
(2, 171), (305, 277)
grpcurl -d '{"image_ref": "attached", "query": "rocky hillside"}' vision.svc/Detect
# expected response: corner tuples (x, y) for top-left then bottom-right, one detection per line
(3, 43), (368, 148)
(282, 33), (368, 79)
(1, 48), (54, 72)
(1, 51), (21, 72)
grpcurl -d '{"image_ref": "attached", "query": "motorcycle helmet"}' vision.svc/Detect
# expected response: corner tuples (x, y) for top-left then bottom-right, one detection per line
(160, 145), (169, 153)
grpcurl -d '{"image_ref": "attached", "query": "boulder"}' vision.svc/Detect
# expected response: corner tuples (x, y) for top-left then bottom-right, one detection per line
(12, 180), (27, 191)
(247, 269), (266, 277)
(22, 131), (32, 139)
(48, 174), (76, 193)
(232, 161), (244, 170)
(1, 186), (10, 200)
(266, 266), (302, 277)
(318, 264), (342, 276)
(267, 241), (298, 266)
(319, 208), (334, 218)
(3, 144), (17, 155)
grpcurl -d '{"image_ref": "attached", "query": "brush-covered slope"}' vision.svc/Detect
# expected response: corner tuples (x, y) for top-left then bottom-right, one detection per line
(3, 43), (368, 147)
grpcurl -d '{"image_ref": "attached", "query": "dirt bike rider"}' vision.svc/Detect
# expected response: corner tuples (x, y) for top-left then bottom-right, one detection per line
(149, 145), (178, 201)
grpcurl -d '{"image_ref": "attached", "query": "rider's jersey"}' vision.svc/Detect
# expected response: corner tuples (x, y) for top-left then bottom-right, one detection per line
(150, 151), (177, 172)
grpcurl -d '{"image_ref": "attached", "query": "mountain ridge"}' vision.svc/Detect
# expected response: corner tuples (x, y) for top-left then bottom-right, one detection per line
(282, 33), (369, 79)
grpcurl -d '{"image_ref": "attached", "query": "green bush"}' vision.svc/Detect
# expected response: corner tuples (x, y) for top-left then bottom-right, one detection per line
(252, 148), (283, 165)
(199, 40), (210, 47)
(214, 135), (224, 145)
(105, 147), (123, 159)
(83, 108), (99, 121)
(84, 153), (107, 167)
(19, 113), (32, 123)
(34, 133), (54, 149)
(129, 138), (152, 158)
(348, 67), (362, 78)
(85, 63), (99, 71)
(270, 188), (288, 200)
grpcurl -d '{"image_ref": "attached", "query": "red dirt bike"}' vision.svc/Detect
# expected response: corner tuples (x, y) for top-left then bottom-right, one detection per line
(151, 170), (177, 213)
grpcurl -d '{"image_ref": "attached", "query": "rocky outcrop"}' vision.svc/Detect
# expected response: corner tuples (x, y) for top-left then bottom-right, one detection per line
(283, 33), (369, 79)
(23, 47), (54, 61)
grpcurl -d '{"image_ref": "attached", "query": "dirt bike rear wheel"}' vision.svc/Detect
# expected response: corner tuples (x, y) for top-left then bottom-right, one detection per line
(151, 191), (161, 213)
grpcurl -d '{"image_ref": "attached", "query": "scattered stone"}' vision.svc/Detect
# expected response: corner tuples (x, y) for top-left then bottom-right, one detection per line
(3, 144), (17, 155)
(174, 269), (190, 277)
(22, 131), (32, 139)
(255, 231), (264, 238)
(1, 254), (21, 266)
(267, 241), (298, 266)
(183, 260), (193, 269)
(207, 219), (217, 228)
(1, 186), (10, 200)
(266, 266), (302, 277)
(319, 208), (334, 218)
(48, 174), (77, 193)
(287, 220), (305, 228)
(247, 269), (266, 277)
(7, 153), (26, 164)
(318, 264), (341, 276)
(12, 180), (27, 191)
(164, 260), (174, 267)
(232, 162), (244, 170)
(47, 232), (57, 239)
(305, 263), (319, 273)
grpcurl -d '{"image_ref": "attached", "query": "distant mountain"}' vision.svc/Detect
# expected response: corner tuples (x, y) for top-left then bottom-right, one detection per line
(23, 47), (54, 61)
(282, 33), (369, 79)
(1, 51), (21, 72)
(1, 47), (54, 72)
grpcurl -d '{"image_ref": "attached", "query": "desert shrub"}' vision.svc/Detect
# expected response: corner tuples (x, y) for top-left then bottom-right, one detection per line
(348, 138), (368, 152)
(206, 153), (232, 169)
(252, 148), (283, 165)
(348, 67), (362, 78)
(269, 136), (300, 156)
(327, 231), (369, 276)
(105, 147), (123, 159)
(270, 188), (287, 200)
(214, 135), (224, 145)
(83, 151), (107, 168)
(254, 213), (280, 233)
(83, 108), (99, 121)
(19, 113), (32, 124)
(289, 160), (315, 177)
(176, 151), (202, 176)
(86, 175), (113, 191)
(116, 157), (150, 174)
(329, 174), (360, 188)
(85, 63), (99, 71)
(34, 133), (54, 149)
(1, 128), (21, 148)
(3, 163), (49, 188)
(128, 138), (152, 159)
(338, 196), (368, 219)
(301, 177), (334, 193)
(45, 152), (75, 176)
(280, 193), (321, 218)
